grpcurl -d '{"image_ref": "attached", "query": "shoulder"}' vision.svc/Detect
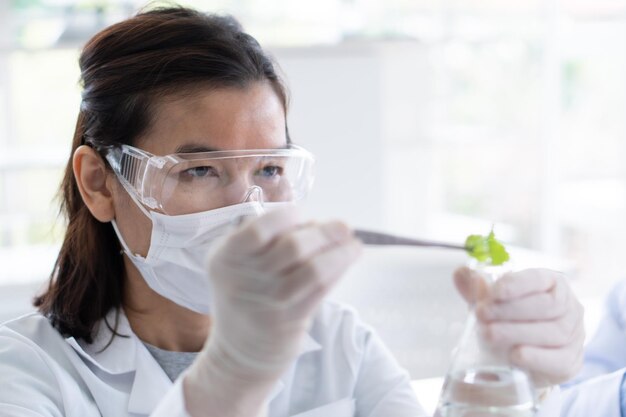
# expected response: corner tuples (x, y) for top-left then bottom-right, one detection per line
(0, 313), (72, 375)
(0, 313), (102, 411)
(0, 312), (71, 358)
(0, 313), (69, 413)
(0, 312), (96, 384)
(2, 312), (58, 338)
(1, 312), (60, 354)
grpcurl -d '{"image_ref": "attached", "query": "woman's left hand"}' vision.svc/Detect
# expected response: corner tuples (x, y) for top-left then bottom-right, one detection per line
(454, 267), (585, 388)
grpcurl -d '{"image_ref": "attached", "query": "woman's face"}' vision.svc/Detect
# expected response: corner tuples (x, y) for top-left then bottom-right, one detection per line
(111, 81), (287, 258)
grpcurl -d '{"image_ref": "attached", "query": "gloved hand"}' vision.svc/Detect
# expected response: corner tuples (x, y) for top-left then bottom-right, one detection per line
(454, 267), (585, 389)
(184, 206), (362, 417)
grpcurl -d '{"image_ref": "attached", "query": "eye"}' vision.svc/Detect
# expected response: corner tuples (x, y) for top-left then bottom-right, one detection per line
(184, 166), (218, 178)
(257, 165), (283, 178)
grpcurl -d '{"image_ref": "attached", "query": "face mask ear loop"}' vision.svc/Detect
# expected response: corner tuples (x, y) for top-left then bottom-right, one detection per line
(110, 172), (152, 258)
(114, 174), (152, 219)
(111, 219), (142, 258)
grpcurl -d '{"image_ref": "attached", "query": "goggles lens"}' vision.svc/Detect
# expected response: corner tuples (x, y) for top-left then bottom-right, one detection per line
(104, 144), (314, 215)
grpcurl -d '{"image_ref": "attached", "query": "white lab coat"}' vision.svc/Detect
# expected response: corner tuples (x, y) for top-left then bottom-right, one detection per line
(0, 300), (562, 417)
(0, 301), (426, 417)
(560, 280), (626, 417)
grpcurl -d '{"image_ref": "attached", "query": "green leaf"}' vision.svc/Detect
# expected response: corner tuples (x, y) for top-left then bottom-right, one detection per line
(464, 228), (510, 266)
(464, 234), (489, 262)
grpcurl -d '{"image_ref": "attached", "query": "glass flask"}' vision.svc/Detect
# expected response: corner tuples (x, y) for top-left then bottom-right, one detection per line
(434, 263), (537, 417)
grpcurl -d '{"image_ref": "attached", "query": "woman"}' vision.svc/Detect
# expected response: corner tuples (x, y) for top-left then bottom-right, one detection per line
(0, 6), (584, 417)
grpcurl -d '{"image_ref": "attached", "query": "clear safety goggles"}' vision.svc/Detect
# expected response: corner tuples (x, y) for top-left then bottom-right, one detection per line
(97, 142), (315, 215)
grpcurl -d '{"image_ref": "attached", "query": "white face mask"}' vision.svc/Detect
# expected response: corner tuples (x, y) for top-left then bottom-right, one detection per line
(112, 197), (285, 314)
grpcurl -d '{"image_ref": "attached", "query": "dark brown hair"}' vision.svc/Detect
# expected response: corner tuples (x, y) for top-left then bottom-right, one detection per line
(35, 5), (289, 343)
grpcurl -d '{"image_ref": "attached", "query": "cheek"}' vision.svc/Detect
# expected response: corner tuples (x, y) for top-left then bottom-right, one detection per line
(112, 186), (153, 258)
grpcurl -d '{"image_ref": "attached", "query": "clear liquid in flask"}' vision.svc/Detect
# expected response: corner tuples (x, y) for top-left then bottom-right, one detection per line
(435, 365), (536, 417)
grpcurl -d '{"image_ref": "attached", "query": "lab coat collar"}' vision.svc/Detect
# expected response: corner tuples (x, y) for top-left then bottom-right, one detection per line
(65, 309), (172, 415)
(127, 340), (173, 414)
(65, 309), (137, 375)
(66, 308), (322, 414)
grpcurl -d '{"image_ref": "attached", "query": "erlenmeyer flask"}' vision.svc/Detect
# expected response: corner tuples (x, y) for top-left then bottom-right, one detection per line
(434, 263), (537, 417)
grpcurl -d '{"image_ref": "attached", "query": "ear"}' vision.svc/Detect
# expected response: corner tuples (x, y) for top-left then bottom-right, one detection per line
(73, 145), (116, 222)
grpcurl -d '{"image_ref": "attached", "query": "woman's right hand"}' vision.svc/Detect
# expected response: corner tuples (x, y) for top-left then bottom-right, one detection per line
(184, 205), (362, 417)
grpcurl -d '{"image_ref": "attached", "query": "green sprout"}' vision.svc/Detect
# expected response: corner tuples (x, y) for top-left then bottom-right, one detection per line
(464, 228), (510, 266)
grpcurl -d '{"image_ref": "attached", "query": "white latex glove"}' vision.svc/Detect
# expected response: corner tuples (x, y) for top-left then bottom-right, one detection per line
(454, 267), (585, 389)
(184, 206), (362, 417)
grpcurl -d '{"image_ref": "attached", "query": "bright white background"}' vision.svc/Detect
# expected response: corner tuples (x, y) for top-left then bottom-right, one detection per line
(1, 0), (626, 392)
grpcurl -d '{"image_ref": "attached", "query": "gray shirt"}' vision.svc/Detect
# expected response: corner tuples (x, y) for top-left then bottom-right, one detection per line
(143, 343), (198, 382)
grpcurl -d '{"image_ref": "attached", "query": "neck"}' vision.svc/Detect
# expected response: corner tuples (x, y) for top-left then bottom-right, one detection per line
(122, 261), (210, 352)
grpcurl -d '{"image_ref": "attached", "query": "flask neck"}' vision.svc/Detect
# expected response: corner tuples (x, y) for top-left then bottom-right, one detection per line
(468, 260), (510, 285)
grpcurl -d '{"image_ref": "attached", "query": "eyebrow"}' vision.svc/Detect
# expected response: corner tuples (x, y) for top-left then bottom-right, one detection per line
(175, 144), (219, 153)
(174, 143), (291, 153)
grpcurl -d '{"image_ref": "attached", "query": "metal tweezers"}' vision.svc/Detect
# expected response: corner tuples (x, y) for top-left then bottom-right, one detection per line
(354, 229), (466, 250)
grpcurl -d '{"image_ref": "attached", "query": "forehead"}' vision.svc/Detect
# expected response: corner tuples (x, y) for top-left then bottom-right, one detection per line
(136, 81), (287, 155)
